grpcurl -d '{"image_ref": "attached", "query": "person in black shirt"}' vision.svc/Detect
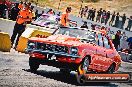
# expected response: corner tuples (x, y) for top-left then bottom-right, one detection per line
(105, 11), (110, 25)
(91, 9), (96, 21)
(121, 14), (126, 29)
(96, 10), (101, 22)
(109, 11), (115, 26)
(87, 8), (93, 20)
(10, 3), (20, 21)
(0, 1), (7, 18)
(112, 30), (121, 51)
(80, 8), (84, 18)
(114, 12), (119, 28)
(101, 10), (106, 24)
(96, 8), (102, 22)
(80, 21), (88, 29)
(126, 16), (132, 31)
(83, 6), (88, 17)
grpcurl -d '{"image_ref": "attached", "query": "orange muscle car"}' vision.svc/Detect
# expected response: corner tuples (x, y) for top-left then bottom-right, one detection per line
(26, 27), (121, 74)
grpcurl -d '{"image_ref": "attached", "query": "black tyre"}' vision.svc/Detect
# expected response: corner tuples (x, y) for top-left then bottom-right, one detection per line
(78, 57), (90, 74)
(107, 64), (115, 74)
(29, 57), (40, 72)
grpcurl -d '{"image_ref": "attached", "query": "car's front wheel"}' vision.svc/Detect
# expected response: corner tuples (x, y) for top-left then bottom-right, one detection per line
(29, 57), (40, 72)
(107, 64), (115, 74)
(78, 57), (90, 74)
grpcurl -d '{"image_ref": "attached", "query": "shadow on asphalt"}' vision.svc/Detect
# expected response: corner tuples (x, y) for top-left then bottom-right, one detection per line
(23, 69), (119, 86)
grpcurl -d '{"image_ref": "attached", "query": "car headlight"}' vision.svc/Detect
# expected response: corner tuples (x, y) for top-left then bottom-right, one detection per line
(28, 41), (36, 49)
(70, 47), (78, 55)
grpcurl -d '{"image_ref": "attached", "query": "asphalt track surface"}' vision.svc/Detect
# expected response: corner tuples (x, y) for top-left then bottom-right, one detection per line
(0, 49), (132, 87)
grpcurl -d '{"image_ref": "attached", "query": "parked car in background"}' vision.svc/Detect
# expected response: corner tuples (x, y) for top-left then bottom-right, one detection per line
(26, 27), (121, 74)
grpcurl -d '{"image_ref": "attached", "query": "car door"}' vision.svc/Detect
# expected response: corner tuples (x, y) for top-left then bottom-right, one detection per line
(91, 34), (107, 66)
(101, 36), (116, 68)
(96, 34), (106, 57)
(103, 36), (115, 58)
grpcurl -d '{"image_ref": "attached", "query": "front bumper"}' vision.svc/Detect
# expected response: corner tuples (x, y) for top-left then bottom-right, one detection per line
(26, 49), (81, 58)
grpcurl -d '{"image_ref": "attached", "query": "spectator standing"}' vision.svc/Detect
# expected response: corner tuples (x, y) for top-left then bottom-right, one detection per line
(61, 7), (72, 27)
(119, 32), (128, 50)
(11, 4), (31, 49)
(83, 6), (88, 17)
(121, 14), (126, 29)
(10, 3), (20, 21)
(0, 1), (7, 18)
(80, 21), (88, 29)
(114, 12), (120, 28)
(101, 10), (106, 24)
(91, 9), (96, 21)
(80, 8), (84, 18)
(126, 16), (132, 31)
(109, 11), (116, 26)
(96, 8), (102, 22)
(87, 8), (93, 20)
(105, 11), (110, 25)
(112, 30), (121, 51)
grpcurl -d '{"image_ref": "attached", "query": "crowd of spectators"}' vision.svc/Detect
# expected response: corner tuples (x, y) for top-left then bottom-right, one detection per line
(79, 6), (132, 31)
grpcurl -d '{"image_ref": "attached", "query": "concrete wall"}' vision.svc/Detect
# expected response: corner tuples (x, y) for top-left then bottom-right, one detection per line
(0, 18), (15, 37)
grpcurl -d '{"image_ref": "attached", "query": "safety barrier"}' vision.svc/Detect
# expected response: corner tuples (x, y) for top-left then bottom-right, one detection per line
(16, 27), (52, 52)
(0, 32), (11, 52)
(0, 18), (15, 37)
(118, 51), (132, 62)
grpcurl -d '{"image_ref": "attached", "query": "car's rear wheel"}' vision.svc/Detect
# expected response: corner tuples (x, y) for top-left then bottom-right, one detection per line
(29, 57), (40, 72)
(78, 57), (90, 74)
(107, 64), (115, 74)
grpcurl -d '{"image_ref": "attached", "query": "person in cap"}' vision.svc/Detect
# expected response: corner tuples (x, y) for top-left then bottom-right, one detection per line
(11, 4), (31, 49)
(61, 7), (72, 27)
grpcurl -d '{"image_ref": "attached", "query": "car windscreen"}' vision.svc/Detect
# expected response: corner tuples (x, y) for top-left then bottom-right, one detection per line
(55, 27), (96, 42)
(34, 15), (58, 24)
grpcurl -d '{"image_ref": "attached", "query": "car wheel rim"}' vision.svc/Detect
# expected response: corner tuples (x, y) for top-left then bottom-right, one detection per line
(82, 58), (89, 72)
(109, 65), (114, 73)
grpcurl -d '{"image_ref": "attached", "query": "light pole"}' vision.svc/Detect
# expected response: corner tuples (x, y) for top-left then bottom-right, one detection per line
(78, 0), (83, 17)
(58, 0), (61, 10)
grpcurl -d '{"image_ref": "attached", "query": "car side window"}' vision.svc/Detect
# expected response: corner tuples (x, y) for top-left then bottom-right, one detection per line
(97, 34), (103, 47)
(103, 36), (111, 49)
